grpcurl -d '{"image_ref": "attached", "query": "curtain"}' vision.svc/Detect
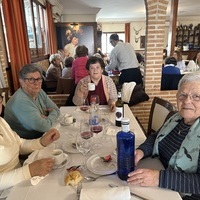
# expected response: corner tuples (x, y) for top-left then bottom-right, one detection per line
(2, 0), (30, 91)
(46, 2), (57, 54)
(125, 23), (130, 42)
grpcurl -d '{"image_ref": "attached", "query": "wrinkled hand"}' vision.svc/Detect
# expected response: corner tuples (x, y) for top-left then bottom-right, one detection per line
(127, 168), (160, 187)
(135, 149), (144, 166)
(40, 128), (60, 147)
(29, 158), (54, 177)
(80, 81), (88, 95)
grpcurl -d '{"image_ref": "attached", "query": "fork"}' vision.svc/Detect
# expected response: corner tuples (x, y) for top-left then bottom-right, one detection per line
(76, 182), (82, 200)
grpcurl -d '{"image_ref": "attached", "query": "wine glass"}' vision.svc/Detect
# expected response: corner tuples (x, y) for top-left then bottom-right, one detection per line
(76, 119), (93, 167)
(99, 108), (111, 142)
(90, 121), (103, 149)
(79, 98), (90, 112)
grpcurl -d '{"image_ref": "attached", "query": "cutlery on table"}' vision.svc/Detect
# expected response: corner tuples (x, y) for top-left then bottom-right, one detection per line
(84, 172), (116, 181)
(76, 182), (82, 200)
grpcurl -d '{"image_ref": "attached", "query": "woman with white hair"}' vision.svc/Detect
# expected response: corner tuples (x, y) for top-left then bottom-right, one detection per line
(45, 53), (62, 92)
(128, 72), (200, 200)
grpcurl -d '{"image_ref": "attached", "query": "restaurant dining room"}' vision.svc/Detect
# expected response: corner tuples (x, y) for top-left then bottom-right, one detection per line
(0, 0), (200, 199)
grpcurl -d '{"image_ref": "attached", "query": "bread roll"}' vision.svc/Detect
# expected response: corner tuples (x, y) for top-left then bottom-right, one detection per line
(65, 170), (83, 186)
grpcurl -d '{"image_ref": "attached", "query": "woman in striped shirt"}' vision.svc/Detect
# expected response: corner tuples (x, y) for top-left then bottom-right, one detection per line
(128, 72), (200, 200)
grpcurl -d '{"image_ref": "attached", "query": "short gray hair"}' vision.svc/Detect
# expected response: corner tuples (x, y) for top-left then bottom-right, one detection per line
(49, 53), (61, 63)
(178, 72), (200, 90)
(19, 64), (42, 80)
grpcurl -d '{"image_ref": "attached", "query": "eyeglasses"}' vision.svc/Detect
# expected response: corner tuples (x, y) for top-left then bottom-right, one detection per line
(0, 96), (3, 104)
(24, 78), (43, 84)
(177, 92), (200, 102)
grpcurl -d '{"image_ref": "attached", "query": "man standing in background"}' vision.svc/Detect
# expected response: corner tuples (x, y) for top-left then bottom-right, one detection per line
(106, 34), (143, 86)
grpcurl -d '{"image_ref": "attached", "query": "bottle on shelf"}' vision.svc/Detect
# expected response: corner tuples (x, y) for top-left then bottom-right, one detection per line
(115, 86), (123, 127)
(116, 118), (135, 181)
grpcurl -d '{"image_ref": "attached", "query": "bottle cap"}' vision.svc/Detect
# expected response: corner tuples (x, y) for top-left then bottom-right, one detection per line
(121, 118), (130, 125)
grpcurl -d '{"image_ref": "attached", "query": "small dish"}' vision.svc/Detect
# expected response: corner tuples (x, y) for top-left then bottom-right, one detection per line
(86, 154), (117, 175)
(60, 118), (75, 126)
(62, 141), (79, 154)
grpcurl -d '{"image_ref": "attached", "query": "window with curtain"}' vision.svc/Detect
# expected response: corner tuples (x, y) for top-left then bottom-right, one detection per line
(101, 32), (125, 55)
(23, 0), (49, 58)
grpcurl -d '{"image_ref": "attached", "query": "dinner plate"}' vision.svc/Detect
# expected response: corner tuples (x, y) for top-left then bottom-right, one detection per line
(53, 153), (70, 169)
(62, 141), (79, 154)
(86, 154), (117, 175)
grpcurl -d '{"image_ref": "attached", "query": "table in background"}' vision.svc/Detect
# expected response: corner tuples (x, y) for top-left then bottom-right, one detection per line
(6, 105), (181, 200)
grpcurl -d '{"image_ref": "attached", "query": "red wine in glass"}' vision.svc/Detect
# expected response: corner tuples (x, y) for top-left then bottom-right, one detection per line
(91, 125), (103, 134)
(81, 131), (93, 139)
(80, 105), (89, 111)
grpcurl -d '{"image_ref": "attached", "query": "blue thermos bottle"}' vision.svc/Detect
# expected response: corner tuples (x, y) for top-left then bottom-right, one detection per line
(117, 118), (135, 180)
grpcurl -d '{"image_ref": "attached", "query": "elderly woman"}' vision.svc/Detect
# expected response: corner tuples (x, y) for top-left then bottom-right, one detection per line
(46, 53), (62, 82)
(4, 64), (60, 139)
(0, 94), (60, 190)
(73, 56), (117, 111)
(128, 72), (200, 200)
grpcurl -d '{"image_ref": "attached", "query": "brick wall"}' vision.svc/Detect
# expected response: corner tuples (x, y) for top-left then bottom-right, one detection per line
(130, 0), (177, 131)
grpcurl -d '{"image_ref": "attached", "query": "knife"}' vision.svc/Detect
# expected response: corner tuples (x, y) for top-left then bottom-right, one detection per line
(130, 192), (149, 200)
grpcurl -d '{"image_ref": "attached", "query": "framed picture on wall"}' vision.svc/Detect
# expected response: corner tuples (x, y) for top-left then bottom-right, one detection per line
(55, 22), (97, 57)
(140, 36), (146, 49)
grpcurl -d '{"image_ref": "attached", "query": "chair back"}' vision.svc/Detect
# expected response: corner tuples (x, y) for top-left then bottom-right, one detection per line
(0, 87), (9, 104)
(161, 74), (184, 90)
(146, 97), (175, 137)
(56, 78), (75, 94)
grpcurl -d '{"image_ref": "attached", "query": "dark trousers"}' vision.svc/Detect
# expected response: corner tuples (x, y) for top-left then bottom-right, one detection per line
(119, 68), (143, 85)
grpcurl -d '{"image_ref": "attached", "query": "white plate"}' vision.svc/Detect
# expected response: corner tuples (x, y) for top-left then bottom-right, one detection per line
(62, 141), (79, 154)
(86, 154), (117, 175)
(53, 153), (70, 169)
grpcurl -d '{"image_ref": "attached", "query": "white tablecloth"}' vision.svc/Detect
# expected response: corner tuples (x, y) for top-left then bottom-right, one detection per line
(6, 105), (182, 200)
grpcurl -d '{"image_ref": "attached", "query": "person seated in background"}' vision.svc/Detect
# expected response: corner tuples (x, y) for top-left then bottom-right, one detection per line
(128, 72), (200, 200)
(62, 57), (74, 78)
(73, 56), (117, 112)
(173, 50), (186, 71)
(162, 56), (181, 75)
(0, 90), (60, 190)
(193, 51), (200, 69)
(4, 64), (60, 139)
(71, 45), (89, 85)
(45, 53), (62, 92)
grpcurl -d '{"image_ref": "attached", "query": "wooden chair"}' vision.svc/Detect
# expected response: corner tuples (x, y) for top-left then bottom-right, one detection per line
(56, 78), (75, 94)
(0, 87), (9, 104)
(145, 97), (176, 137)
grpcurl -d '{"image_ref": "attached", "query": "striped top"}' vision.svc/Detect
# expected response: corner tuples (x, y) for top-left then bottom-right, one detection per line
(138, 119), (200, 198)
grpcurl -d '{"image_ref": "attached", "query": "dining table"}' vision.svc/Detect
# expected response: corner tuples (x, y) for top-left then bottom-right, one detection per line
(5, 105), (182, 200)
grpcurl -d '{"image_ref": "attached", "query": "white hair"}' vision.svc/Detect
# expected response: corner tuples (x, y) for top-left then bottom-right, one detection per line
(49, 53), (61, 63)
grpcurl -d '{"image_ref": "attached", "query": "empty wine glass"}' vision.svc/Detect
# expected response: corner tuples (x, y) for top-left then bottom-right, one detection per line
(100, 108), (111, 142)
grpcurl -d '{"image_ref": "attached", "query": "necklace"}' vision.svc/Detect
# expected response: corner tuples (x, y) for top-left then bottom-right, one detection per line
(177, 124), (191, 135)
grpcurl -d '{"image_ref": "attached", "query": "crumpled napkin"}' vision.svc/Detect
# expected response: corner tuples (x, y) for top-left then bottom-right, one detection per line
(80, 186), (131, 200)
(30, 174), (48, 186)
(23, 144), (55, 186)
